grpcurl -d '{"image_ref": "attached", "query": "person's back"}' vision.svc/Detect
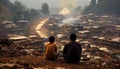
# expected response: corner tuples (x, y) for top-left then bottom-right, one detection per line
(45, 43), (57, 60)
(45, 36), (57, 60)
(63, 34), (82, 63)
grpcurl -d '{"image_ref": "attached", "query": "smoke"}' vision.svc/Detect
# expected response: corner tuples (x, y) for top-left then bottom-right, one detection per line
(62, 17), (78, 24)
(59, 8), (70, 15)
(59, 0), (78, 15)
(89, 0), (92, 2)
(60, 0), (77, 10)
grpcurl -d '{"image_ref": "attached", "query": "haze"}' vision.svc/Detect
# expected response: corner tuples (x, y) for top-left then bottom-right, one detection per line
(9, 0), (90, 9)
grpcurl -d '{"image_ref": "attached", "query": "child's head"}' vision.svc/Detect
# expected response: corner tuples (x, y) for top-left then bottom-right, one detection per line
(49, 36), (55, 43)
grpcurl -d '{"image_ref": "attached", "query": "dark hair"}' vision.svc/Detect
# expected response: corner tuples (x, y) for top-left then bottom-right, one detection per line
(49, 36), (55, 43)
(70, 34), (76, 41)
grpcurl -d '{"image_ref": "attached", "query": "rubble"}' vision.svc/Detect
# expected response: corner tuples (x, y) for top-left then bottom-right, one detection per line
(0, 14), (120, 69)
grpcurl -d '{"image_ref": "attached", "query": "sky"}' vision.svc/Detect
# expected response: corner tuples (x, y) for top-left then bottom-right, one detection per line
(9, 0), (90, 9)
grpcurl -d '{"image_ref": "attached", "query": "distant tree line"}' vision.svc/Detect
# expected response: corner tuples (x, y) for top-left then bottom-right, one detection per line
(83, 0), (120, 16)
(10, 1), (50, 22)
(10, 1), (40, 22)
(0, 0), (50, 23)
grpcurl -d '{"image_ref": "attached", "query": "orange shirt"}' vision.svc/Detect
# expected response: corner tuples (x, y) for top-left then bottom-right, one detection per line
(45, 43), (57, 59)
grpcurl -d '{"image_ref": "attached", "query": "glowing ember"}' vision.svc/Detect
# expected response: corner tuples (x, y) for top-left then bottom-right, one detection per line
(35, 19), (48, 38)
(59, 8), (70, 15)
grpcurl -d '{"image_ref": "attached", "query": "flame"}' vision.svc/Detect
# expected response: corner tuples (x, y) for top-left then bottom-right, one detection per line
(35, 19), (48, 38)
(59, 8), (70, 15)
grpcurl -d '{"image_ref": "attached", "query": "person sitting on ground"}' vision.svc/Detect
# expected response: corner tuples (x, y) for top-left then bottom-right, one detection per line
(45, 36), (58, 60)
(63, 34), (82, 63)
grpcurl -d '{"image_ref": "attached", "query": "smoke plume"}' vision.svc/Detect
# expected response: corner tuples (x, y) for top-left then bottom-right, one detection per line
(59, 0), (78, 15)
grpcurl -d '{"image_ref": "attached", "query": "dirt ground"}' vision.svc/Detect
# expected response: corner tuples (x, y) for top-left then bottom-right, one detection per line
(0, 55), (101, 69)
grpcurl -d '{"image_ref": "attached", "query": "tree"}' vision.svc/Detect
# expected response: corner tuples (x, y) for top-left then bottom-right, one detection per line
(23, 9), (39, 20)
(23, 9), (31, 20)
(90, 0), (96, 6)
(41, 3), (50, 15)
(0, 4), (1, 12)
(10, 1), (40, 22)
(0, 0), (12, 24)
(11, 1), (25, 13)
(10, 1), (25, 22)
(30, 9), (38, 17)
(0, 0), (11, 7)
(83, 0), (120, 16)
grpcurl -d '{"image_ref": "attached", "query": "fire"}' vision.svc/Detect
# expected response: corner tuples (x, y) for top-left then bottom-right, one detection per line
(35, 19), (48, 38)
(59, 8), (70, 15)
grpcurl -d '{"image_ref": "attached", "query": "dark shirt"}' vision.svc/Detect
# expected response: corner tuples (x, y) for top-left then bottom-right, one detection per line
(63, 41), (82, 63)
